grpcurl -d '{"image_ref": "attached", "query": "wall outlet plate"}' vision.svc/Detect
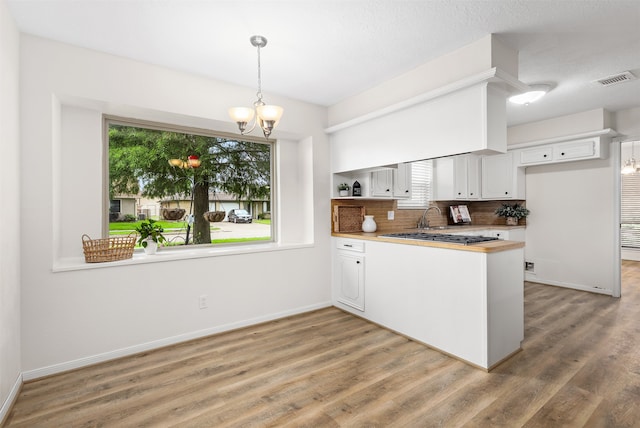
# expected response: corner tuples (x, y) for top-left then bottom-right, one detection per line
(387, 211), (394, 220)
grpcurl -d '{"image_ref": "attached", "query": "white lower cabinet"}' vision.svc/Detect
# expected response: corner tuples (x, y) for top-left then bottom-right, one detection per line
(333, 239), (365, 311)
(361, 239), (524, 370)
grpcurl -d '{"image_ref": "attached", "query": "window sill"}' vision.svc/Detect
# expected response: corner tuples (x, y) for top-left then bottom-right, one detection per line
(53, 242), (314, 272)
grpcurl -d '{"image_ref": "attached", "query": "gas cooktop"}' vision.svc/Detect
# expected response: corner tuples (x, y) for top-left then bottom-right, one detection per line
(379, 232), (499, 245)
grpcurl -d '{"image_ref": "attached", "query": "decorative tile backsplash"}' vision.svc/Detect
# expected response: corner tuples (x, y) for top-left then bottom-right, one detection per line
(331, 199), (526, 233)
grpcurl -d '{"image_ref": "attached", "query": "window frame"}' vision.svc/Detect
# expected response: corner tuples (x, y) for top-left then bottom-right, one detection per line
(103, 115), (277, 248)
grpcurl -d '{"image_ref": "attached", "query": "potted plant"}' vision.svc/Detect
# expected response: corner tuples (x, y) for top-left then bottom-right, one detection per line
(135, 219), (167, 255)
(495, 203), (530, 226)
(338, 183), (350, 197)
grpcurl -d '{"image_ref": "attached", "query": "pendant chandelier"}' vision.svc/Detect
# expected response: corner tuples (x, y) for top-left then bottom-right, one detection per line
(229, 35), (283, 139)
(621, 141), (639, 174)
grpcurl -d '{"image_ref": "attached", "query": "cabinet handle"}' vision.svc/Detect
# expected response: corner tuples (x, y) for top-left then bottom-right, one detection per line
(356, 261), (361, 264)
(505, 191), (509, 195)
(458, 192), (462, 195)
(470, 193), (474, 196)
(543, 154), (547, 157)
(344, 244), (352, 247)
(405, 190), (409, 193)
(386, 189), (390, 192)
(561, 152), (565, 156)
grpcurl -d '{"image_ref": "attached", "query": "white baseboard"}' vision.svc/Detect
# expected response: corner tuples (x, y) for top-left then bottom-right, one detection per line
(22, 301), (332, 381)
(525, 276), (612, 296)
(0, 373), (22, 424)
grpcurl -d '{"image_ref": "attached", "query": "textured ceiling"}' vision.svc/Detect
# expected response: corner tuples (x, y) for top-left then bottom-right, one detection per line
(6, 0), (640, 126)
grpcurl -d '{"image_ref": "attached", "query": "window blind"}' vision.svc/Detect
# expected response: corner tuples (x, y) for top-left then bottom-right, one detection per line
(397, 160), (432, 209)
(621, 168), (640, 248)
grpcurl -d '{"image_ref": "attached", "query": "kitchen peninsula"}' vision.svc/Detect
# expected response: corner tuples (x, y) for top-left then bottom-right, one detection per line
(332, 228), (525, 371)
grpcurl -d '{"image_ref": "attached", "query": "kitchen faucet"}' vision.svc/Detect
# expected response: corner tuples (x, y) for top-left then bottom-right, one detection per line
(418, 206), (442, 229)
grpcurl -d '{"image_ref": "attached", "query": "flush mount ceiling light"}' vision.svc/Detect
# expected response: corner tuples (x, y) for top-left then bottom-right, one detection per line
(508, 84), (551, 105)
(229, 35), (283, 139)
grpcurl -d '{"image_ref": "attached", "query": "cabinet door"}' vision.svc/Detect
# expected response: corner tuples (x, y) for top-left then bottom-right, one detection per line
(336, 253), (365, 311)
(466, 155), (481, 199)
(482, 153), (518, 199)
(554, 140), (595, 160)
(520, 146), (553, 165)
(371, 170), (393, 197)
(433, 157), (454, 201)
(393, 163), (412, 198)
(453, 156), (469, 199)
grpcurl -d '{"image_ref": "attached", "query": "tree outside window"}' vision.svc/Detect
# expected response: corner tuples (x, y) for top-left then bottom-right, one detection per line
(108, 120), (273, 245)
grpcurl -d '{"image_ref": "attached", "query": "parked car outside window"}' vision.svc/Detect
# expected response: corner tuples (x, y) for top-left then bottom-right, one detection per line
(228, 209), (252, 223)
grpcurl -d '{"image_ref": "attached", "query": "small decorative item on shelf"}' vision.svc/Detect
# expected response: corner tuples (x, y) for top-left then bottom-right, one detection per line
(495, 203), (530, 226)
(338, 183), (350, 197)
(135, 219), (167, 255)
(352, 180), (362, 197)
(362, 215), (377, 232)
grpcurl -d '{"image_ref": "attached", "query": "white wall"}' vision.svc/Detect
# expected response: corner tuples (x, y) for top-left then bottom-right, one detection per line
(0, 0), (22, 419)
(20, 35), (332, 377)
(508, 110), (618, 295)
(524, 154), (617, 294)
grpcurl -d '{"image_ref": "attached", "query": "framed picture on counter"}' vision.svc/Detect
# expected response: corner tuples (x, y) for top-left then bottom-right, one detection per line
(450, 205), (471, 224)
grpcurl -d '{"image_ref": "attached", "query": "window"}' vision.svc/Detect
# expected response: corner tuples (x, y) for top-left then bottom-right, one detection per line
(621, 143), (640, 249)
(397, 160), (433, 209)
(109, 200), (121, 213)
(107, 118), (273, 247)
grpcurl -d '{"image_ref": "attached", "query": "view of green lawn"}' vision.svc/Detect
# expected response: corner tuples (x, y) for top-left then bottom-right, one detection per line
(109, 219), (271, 246)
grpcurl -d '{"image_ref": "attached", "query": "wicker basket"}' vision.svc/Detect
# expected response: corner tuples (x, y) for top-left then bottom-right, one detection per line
(82, 233), (137, 263)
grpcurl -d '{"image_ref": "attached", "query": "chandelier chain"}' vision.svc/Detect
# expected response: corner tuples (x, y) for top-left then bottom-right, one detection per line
(256, 43), (263, 103)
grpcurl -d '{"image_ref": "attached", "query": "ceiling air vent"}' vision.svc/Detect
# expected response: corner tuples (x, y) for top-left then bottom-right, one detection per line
(593, 71), (637, 87)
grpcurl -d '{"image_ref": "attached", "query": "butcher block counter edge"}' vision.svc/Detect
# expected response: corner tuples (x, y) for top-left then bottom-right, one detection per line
(332, 227), (525, 253)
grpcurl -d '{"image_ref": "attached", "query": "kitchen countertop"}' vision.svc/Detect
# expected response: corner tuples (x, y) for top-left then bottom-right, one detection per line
(332, 225), (525, 253)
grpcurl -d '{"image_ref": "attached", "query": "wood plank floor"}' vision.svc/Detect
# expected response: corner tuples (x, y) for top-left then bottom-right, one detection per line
(5, 262), (640, 427)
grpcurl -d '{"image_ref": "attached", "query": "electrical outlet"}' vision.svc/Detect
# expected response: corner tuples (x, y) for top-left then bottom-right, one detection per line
(524, 261), (535, 272)
(387, 211), (394, 220)
(198, 295), (208, 309)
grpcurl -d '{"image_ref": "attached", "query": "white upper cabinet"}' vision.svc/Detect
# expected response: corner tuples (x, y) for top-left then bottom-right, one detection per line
(392, 163), (412, 198)
(481, 152), (526, 200)
(514, 137), (608, 167)
(433, 154), (481, 201)
(370, 163), (412, 198)
(370, 170), (393, 197)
